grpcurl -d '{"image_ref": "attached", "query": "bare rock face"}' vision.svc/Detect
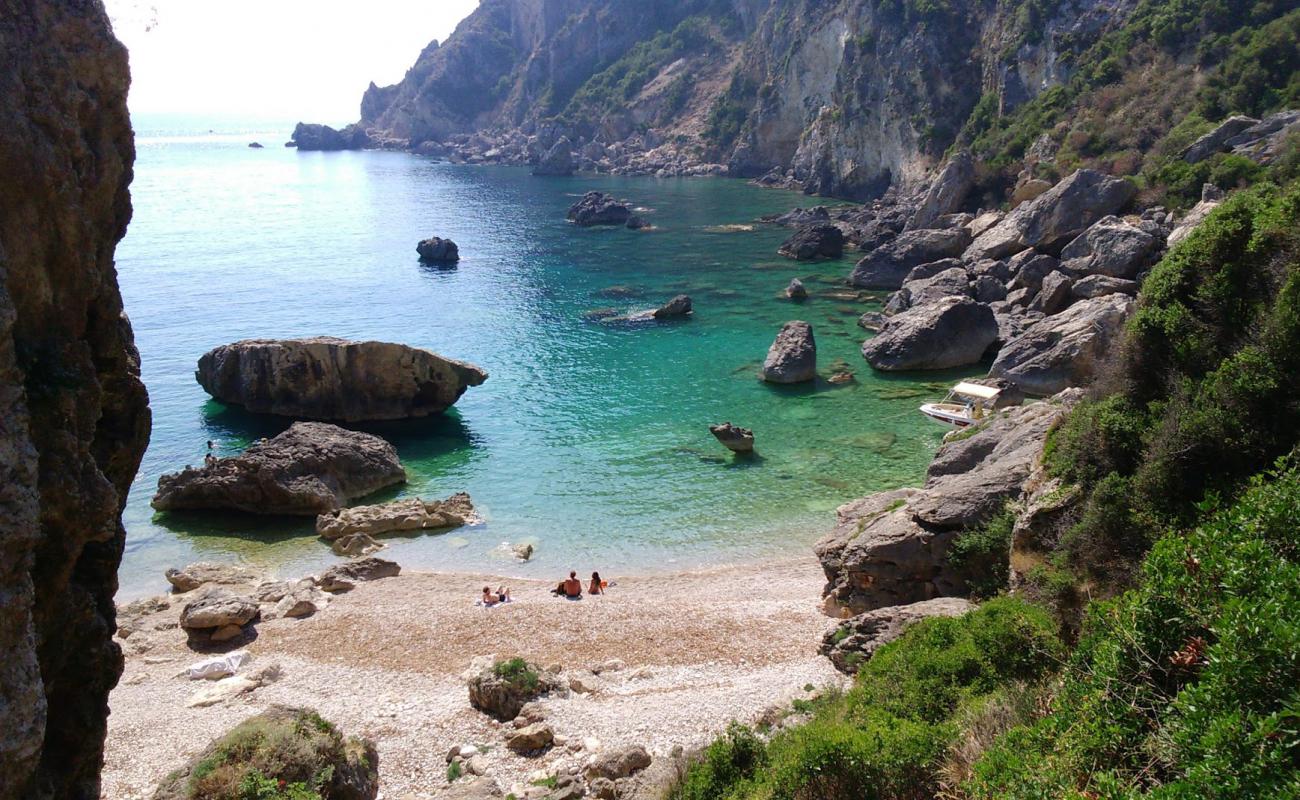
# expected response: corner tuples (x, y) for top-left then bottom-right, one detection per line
(315, 493), (479, 540)
(990, 294), (1135, 396)
(466, 658), (562, 721)
(821, 597), (973, 674)
(862, 297), (997, 371)
(652, 294), (693, 319)
(1182, 115), (1260, 163)
(0, 4), (152, 797)
(152, 422), (407, 516)
(906, 152), (975, 231)
(1058, 215), (1157, 279)
(533, 136), (575, 176)
(586, 746), (653, 781)
(778, 224), (845, 260)
(761, 321), (817, 383)
(196, 336), (487, 422)
(165, 562), (260, 593)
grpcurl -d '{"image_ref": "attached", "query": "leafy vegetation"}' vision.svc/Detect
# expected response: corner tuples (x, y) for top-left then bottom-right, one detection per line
(947, 508), (1015, 600)
(494, 657), (541, 693)
(669, 598), (1062, 800)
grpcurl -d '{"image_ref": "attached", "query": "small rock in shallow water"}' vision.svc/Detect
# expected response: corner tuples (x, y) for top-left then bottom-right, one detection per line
(709, 422), (755, 453)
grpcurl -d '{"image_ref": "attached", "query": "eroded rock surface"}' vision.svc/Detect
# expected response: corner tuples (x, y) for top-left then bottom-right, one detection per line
(152, 422), (407, 516)
(990, 294), (1134, 396)
(316, 493), (479, 540)
(196, 337), (487, 422)
(0, 4), (151, 796)
(862, 297), (997, 371)
(967, 169), (1136, 259)
(761, 321), (817, 383)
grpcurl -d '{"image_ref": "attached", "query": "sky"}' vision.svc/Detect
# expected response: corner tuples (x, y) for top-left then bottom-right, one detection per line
(104, 0), (480, 124)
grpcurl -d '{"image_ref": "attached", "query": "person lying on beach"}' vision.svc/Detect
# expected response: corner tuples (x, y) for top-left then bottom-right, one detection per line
(481, 586), (498, 607)
(496, 586), (511, 603)
(589, 571), (604, 595)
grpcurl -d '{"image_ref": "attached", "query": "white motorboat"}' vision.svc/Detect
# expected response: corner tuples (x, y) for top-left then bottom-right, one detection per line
(919, 381), (1002, 427)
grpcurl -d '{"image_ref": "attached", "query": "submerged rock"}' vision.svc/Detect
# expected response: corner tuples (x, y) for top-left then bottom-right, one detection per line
(761, 321), (817, 383)
(417, 236), (460, 263)
(778, 224), (845, 260)
(196, 336), (487, 422)
(709, 422), (755, 453)
(152, 422), (407, 516)
(568, 192), (631, 226)
(315, 493), (479, 540)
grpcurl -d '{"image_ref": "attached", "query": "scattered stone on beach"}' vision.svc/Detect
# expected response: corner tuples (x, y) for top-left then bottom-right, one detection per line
(585, 746), (652, 781)
(761, 321), (817, 384)
(151, 422), (407, 516)
(315, 557), (401, 593)
(316, 493), (479, 540)
(786, 278), (808, 300)
(417, 236), (460, 263)
(778, 224), (844, 261)
(821, 597), (974, 674)
(709, 422), (755, 453)
(195, 336), (488, 422)
(178, 590), (259, 632)
(506, 722), (555, 754)
(567, 192), (631, 226)
(164, 562), (259, 594)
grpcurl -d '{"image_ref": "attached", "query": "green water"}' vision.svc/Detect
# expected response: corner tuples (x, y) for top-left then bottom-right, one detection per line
(115, 129), (961, 599)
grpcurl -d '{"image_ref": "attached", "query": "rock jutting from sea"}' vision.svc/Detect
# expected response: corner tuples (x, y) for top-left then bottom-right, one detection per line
(151, 422), (407, 516)
(315, 493), (480, 540)
(195, 336), (487, 422)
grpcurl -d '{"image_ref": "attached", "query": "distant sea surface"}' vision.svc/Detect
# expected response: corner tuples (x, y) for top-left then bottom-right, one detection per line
(115, 115), (958, 599)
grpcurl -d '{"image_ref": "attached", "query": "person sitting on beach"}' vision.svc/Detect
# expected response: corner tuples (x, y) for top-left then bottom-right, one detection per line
(496, 586), (511, 603)
(588, 571), (604, 595)
(563, 570), (582, 598)
(481, 586), (498, 607)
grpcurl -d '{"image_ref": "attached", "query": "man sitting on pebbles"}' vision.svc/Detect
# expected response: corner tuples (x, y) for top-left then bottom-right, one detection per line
(552, 570), (583, 599)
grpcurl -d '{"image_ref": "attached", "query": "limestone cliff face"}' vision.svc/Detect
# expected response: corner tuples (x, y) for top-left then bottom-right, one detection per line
(357, 0), (1139, 199)
(0, 2), (150, 798)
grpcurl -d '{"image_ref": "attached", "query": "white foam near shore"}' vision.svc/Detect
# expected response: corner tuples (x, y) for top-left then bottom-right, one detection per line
(104, 556), (845, 799)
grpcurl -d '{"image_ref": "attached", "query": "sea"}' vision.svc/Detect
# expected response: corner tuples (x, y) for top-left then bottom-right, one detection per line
(114, 114), (961, 599)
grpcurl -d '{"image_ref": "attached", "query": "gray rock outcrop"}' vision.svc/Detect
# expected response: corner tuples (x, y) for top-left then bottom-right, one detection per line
(178, 590), (259, 632)
(466, 659), (562, 721)
(568, 192), (632, 226)
(761, 321), (817, 383)
(906, 152), (975, 231)
(152, 422), (407, 516)
(166, 562), (260, 594)
(966, 169), (1137, 259)
(0, 4), (152, 796)
(196, 337), (488, 422)
(316, 493), (478, 539)
(417, 236), (460, 263)
(786, 278), (808, 300)
(1058, 216), (1157, 279)
(862, 297), (997, 371)
(821, 597), (973, 673)
(1182, 115), (1260, 163)
(850, 228), (972, 289)
(990, 294), (1135, 395)
(291, 122), (369, 151)
(778, 224), (845, 260)
(652, 294), (693, 319)
(315, 557), (402, 593)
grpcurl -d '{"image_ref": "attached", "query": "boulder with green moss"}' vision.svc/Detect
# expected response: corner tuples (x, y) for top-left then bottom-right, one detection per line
(152, 707), (378, 800)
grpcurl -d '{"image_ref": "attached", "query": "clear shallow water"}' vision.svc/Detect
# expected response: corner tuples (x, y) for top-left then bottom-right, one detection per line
(116, 128), (961, 599)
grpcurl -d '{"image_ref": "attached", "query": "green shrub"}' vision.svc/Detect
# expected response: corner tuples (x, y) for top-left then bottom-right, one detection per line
(672, 723), (768, 800)
(965, 464), (1300, 798)
(948, 507), (1015, 599)
(493, 657), (540, 693)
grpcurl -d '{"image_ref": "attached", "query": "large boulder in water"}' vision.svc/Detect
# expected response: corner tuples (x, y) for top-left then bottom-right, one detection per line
(778, 224), (844, 260)
(151, 422), (407, 516)
(196, 337), (487, 422)
(862, 297), (997, 371)
(567, 192), (631, 226)
(761, 321), (817, 383)
(291, 121), (369, 151)
(416, 236), (459, 263)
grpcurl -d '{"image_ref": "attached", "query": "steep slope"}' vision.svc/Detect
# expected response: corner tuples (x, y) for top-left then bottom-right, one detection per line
(0, 1), (151, 798)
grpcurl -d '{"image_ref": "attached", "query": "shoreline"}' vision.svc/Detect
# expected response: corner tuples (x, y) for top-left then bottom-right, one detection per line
(106, 555), (845, 799)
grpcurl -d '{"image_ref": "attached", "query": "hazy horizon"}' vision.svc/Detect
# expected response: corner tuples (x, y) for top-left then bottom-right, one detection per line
(104, 0), (479, 124)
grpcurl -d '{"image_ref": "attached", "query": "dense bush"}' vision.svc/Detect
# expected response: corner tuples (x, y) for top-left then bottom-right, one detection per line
(1047, 179), (1300, 589)
(670, 598), (1062, 800)
(947, 507), (1015, 599)
(965, 465), (1300, 797)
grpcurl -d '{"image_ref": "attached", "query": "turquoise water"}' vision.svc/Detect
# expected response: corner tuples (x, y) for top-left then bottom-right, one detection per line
(115, 125), (959, 599)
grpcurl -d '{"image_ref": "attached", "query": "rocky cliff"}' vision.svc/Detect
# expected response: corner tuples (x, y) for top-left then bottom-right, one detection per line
(351, 0), (1141, 198)
(0, 2), (150, 798)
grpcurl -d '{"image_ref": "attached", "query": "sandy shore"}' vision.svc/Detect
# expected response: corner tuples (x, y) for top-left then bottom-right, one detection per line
(104, 556), (844, 799)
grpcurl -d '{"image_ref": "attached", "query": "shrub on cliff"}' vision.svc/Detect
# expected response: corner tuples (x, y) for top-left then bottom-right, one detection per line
(1047, 178), (1300, 591)
(965, 464), (1300, 798)
(152, 707), (377, 800)
(670, 598), (1062, 800)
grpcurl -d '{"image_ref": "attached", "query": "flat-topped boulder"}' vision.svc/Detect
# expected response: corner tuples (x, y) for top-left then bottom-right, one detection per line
(417, 236), (460, 263)
(761, 321), (817, 383)
(152, 422), (406, 516)
(567, 192), (631, 226)
(316, 493), (479, 540)
(196, 337), (487, 422)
